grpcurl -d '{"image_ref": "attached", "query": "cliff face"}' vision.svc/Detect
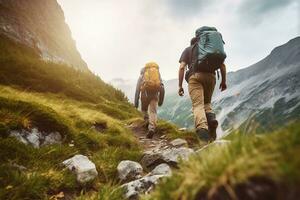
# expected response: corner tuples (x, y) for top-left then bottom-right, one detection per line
(0, 0), (88, 71)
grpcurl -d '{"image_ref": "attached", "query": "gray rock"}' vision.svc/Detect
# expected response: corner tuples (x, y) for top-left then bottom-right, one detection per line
(43, 132), (62, 146)
(140, 151), (163, 169)
(170, 138), (188, 147)
(141, 147), (195, 168)
(26, 128), (41, 148)
(9, 128), (62, 148)
(9, 131), (28, 145)
(161, 147), (194, 164)
(150, 163), (172, 176)
(62, 155), (98, 184)
(117, 160), (143, 182)
(122, 175), (164, 199)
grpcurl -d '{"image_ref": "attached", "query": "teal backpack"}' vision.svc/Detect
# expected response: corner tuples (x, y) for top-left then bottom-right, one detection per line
(191, 26), (226, 72)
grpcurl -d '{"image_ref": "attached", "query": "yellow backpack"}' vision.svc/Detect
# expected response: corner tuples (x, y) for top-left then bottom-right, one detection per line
(141, 62), (161, 92)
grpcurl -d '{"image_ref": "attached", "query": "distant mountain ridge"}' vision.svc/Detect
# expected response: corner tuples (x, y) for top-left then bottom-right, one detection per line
(0, 0), (88, 71)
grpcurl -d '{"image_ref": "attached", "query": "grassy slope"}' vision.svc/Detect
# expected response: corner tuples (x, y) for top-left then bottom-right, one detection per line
(0, 34), (198, 200)
(0, 34), (144, 199)
(144, 122), (300, 200)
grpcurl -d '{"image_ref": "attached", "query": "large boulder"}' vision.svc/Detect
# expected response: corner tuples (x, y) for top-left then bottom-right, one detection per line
(62, 155), (98, 184)
(117, 160), (143, 182)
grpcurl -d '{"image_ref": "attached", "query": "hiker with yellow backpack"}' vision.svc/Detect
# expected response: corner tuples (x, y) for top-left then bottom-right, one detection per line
(135, 62), (165, 138)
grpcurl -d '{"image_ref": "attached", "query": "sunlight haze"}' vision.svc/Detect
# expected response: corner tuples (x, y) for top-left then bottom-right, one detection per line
(58, 0), (299, 81)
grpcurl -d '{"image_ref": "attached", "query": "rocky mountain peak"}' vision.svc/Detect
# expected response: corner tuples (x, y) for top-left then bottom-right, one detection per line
(0, 0), (88, 71)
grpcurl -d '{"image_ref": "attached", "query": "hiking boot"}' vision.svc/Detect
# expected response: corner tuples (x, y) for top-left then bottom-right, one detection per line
(146, 130), (155, 139)
(206, 113), (218, 141)
(143, 113), (149, 129)
(196, 128), (210, 142)
(143, 120), (149, 129)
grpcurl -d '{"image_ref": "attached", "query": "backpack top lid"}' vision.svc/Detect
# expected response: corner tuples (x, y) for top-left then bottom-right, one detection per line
(145, 61), (159, 69)
(196, 26), (218, 37)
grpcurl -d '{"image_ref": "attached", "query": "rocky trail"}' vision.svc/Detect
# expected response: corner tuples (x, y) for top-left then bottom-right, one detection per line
(7, 120), (230, 200)
(119, 121), (229, 199)
(129, 122), (171, 153)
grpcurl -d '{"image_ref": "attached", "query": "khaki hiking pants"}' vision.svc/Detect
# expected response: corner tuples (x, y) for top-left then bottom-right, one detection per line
(141, 93), (158, 132)
(188, 72), (216, 130)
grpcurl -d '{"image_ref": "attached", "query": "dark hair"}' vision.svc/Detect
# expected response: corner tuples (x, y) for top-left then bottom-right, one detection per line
(190, 37), (198, 45)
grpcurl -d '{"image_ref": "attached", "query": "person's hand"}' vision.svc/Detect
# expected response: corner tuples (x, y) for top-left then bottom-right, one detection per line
(178, 87), (184, 96)
(219, 81), (227, 91)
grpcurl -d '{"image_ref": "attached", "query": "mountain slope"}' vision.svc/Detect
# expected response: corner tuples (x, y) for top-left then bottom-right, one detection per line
(0, 1), (142, 199)
(159, 37), (300, 135)
(0, 0), (88, 70)
(0, 2), (195, 199)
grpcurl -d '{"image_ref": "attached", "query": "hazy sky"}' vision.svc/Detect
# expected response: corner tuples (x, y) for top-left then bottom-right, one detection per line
(57, 0), (299, 81)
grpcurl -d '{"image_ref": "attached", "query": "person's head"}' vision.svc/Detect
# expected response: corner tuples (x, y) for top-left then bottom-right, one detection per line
(190, 37), (198, 46)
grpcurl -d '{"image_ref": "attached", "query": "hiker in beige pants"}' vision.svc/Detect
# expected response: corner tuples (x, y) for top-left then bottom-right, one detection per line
(178, 37), (227, 142)
(188, 72), (216, 130)
(141, 92), (158, 133)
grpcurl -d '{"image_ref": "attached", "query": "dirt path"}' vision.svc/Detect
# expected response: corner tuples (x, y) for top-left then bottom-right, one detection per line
(128, 122), (170, 152)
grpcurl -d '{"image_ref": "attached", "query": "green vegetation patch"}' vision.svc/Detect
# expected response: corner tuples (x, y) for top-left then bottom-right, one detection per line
(0, 96), (71, 137)
(145, 122), (300, 200)
(0, 34), (128, 104)
(156, 120), (198, 146)
(0, 84), (142, 199)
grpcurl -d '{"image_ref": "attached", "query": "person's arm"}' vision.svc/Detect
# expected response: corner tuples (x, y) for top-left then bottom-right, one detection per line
(219, 63), (227, 91)
(178, 62), (187, 96)
(134, 73), (143, 108)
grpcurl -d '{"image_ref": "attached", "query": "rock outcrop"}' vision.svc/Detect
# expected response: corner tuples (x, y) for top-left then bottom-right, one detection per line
(0, 0), (88, 71)
(9, 128), (62, 148)
(119, 138), (195, 199)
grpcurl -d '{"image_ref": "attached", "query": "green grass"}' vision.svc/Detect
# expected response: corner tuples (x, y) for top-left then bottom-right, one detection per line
(143, 122), (300, 200)
(0, 30), (199, 200)
(0, 34), (144, 199)
(2, 32), (299, 200)
(0, 85), (143, 199)
(0, 34), (129, 104)
(156, 120), (199, 146)
(76, 184), (125, 200)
